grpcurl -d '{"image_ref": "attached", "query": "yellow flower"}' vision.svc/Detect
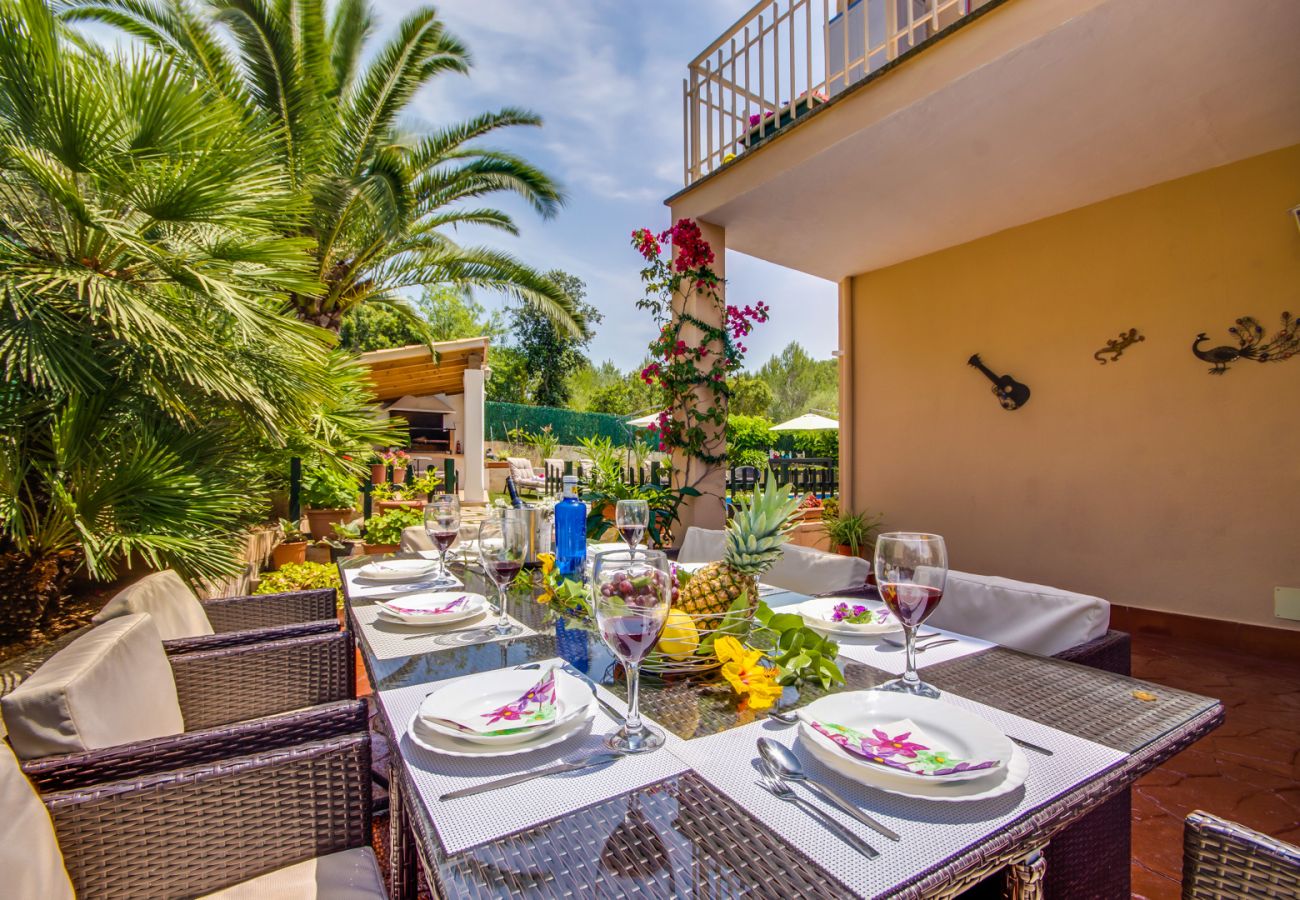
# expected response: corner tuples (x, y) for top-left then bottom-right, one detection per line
(716, 636), (783, 710)
(536, 590), (553, 605)
(538, 552), (556, 579)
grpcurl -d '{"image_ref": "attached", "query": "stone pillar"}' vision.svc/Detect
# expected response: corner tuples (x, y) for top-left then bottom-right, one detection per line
(461, 363), (487, 505)
(837, 276), (854, 511)
(669, 217), (727, 536)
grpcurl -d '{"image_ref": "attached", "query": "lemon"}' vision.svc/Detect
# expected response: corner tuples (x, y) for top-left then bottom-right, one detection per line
(656, 609), (699, 659)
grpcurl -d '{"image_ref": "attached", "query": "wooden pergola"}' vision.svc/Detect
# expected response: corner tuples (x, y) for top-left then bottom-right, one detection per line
(358, 337), (489, 402)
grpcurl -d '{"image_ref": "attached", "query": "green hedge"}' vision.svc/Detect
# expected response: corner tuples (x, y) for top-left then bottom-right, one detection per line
(486, 401), (633, 446)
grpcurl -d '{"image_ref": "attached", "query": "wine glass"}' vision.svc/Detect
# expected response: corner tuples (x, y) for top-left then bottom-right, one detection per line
(592, 549), (671, 754)
(614, 499), (649, 552)
(874, 533), (947, 698)
(424, 494), (460, 578)
(478, 511), (527, 636)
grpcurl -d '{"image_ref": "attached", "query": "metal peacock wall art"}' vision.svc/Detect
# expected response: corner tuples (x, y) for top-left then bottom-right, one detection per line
(1191, 312), (1299, 374)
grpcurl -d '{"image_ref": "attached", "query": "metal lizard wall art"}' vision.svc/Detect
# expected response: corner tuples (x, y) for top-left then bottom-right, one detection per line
(1094, 328), (1145, 365)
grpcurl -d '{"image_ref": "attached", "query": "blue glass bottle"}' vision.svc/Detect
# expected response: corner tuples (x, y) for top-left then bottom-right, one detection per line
(554, 475), (587, 578)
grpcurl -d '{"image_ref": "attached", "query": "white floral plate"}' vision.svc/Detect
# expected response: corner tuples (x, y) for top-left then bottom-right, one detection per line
(406, 705), (596, 758)
(417, 668), (594, 746)
(802, 725), (1029, 802)
(376, 592), (488, 626)
(796, 691), (1013, 783)
(357, 558), (440, 582)
(794, 597), (902, 637)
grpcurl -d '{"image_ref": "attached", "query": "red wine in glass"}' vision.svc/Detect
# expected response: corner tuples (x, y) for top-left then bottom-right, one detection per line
(879, 584), (943, 628)
(489, 560), (522, 587)
(600, 613), (665, 664)
(618, 525), (645, 548)
(431, 530), (457, 553)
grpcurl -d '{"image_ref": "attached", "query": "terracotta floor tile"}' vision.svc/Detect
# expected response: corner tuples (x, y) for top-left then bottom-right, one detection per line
(1129, 632), (1300, 896)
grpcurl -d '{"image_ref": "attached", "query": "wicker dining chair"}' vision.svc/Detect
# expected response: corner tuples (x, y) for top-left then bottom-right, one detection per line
(4, 699), (384, 899)
(3, 615), (355, 770)
(92, 569), (341, 654)
(1182, 811), (1300, 899)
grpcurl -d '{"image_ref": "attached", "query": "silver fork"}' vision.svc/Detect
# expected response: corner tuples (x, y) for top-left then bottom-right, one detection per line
(756, 775), (879, 859)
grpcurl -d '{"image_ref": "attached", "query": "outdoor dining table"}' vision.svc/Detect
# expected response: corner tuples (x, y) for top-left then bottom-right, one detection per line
(341, 552), (1223, 899)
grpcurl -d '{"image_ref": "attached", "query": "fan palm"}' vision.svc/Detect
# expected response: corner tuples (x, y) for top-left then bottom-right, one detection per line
(0, 0), (397, 639)
(66, 0), (584, 336)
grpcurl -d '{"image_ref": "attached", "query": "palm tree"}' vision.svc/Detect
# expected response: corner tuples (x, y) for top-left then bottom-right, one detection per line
(0, 0), (397, 639)
(66, 0), (583, 336)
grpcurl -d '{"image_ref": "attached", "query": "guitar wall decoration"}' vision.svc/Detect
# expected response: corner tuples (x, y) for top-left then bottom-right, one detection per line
(968, 354), (1031, 411)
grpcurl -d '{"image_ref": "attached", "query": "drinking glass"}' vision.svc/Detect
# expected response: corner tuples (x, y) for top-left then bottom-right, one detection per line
(592, 549), (672, 753)
(478, 511), (527, 636)
(614, 499), (650, 552)
(874, 532), (947, 698)
(424, 494), (460, 578)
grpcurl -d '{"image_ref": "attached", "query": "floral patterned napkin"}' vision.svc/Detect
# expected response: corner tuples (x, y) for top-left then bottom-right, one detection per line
(382, 596), (468, 617)
(810, 718), (1000, 777)
(422, 669), (559, 735)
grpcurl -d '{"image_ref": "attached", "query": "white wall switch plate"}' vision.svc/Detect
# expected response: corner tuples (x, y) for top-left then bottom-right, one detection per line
(1275, 587), (1300, 621)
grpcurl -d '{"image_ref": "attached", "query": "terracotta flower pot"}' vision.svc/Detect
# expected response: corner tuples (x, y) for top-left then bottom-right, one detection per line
(391, 466), (408, 485)
(363, 543), (400, 556)
(272, 541), (307, 568)
(370, 464), (387, 485)
(305, 507), (354, 541)
(377, 499), (425, 511)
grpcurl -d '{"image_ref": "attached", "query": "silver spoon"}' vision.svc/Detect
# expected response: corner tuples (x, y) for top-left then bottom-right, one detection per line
(767, 709), (800, 724)
(757, 738), (901, 841)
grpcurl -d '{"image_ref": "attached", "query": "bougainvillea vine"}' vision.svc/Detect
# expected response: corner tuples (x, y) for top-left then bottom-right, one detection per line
(631, 219), (768, 467)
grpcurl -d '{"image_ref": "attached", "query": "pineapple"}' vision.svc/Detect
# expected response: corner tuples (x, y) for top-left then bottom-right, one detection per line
(677, 475), (803, 626)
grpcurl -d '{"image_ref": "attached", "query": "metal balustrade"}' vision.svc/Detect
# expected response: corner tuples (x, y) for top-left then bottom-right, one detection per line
(683, 0), (989, 184)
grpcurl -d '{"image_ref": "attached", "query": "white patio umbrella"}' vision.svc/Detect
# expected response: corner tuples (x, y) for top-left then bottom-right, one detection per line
(625, 410), (666, 428)
(770, 412), (839, 431)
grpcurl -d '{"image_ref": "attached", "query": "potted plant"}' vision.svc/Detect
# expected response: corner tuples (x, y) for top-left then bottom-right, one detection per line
(373, 471), (441, 510)
(254, 562), (341, 598)
(361, 507), (423, 555)
(388, 448), (411, 485)
(272, 518), (309, 568)
(368, 450), (388, 485)
(823, 509), (883, 558)
(301, 466), (359, 540)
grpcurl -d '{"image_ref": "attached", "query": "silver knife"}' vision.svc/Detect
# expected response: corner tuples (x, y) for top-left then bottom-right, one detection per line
(560, 662), (626, 724)
(438, 752), (621, 801)
(801, 779), (902, 842)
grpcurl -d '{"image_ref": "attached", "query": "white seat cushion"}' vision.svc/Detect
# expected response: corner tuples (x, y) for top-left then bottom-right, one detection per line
(677, 527), (870, 595)
(766, 543), (871, 595)
(505, 457), (543, 486)
(928, 570), (1110, 657)
(1, 614), (185, 759)
(400, 525), (433, 552)
(93, 570), (215, 640)
(200, 846), (387, 899)
(676, 526), (725, 563)
(0, 742), (74, 899)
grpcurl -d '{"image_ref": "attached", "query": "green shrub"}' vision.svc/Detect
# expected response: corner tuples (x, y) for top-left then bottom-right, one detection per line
(487, 401), (629, 445)
(256, 562), (340, 595)
(363, 507), (423, 545)
(302, 467), (358, 509)
(726, 415), (775, 467)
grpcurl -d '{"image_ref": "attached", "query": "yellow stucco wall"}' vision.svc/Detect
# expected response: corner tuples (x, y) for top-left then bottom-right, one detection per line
(848, 143), (1300, 630)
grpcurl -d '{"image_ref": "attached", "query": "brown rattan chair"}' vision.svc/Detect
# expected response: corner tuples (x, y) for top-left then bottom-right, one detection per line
(1182, 810), (1300, 899)
(8, 699), (385, 898)
(7, 626), (354, 770)
(93, 570), (341, 655)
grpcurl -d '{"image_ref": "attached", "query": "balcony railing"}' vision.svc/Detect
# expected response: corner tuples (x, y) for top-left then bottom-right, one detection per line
(683, 0), (991, 185)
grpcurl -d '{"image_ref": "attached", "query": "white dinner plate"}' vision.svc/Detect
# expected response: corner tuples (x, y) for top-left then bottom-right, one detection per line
(406, 704), (596, 758)
(794, 597), (903, 637)
(376, 592), (488, 626)
(801, 726), (1029, 802)
(357, 558), (440, 582)
(796, 691), (1014, 783)
(417, 668), (594, 746)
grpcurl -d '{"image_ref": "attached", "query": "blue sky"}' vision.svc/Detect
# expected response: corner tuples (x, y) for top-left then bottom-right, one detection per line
(396, 0), (840, 369)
